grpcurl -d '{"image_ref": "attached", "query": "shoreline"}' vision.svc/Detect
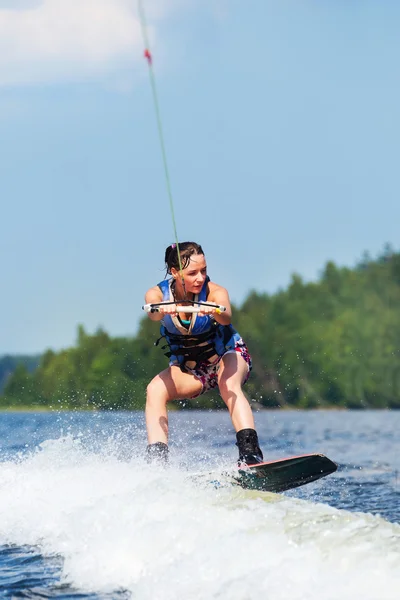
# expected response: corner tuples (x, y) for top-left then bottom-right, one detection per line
(0, 406), (392, 413)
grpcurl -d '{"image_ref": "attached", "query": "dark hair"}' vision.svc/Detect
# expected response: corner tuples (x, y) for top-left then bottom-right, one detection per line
(164, 242), (204, 274)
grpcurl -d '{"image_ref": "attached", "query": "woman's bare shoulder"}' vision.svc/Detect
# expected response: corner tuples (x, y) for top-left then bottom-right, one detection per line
(207, 281), (230, 301)
(207, 280), (227, 294)
(145, 285), (163, 303)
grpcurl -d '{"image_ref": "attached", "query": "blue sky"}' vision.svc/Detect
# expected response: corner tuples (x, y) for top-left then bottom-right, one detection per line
(1, 0), (399, 354)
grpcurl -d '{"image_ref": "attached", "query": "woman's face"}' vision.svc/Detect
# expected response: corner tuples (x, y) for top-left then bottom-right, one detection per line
(172, 253), (207, 294)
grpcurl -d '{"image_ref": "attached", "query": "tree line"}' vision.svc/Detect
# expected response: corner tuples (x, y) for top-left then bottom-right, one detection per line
(0, 355), (40, 393)
(1, 247), (400, 410)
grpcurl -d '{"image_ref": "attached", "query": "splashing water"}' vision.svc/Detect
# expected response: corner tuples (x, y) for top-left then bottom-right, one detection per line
(0, 413), (399, 599)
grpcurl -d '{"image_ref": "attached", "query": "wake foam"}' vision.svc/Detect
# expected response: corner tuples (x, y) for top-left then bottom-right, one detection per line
(0, 434), (399, 599)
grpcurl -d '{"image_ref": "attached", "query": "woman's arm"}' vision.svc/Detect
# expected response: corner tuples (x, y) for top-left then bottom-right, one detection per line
(144, 286), (164, 321)
(205, 282), (232, 326)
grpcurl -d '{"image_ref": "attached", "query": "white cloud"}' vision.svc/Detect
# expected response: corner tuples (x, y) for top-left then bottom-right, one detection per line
(0, 0), (159, 86)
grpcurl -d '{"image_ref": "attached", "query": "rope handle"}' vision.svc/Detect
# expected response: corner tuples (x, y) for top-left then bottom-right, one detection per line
(142, 301), (227, 314)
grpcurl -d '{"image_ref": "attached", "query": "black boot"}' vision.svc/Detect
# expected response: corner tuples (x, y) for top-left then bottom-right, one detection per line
(236, 429), (264, 466)
(145, 442), (169, 465)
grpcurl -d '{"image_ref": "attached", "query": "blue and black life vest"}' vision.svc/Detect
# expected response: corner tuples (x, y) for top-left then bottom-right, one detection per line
(156, 277), (242, 366)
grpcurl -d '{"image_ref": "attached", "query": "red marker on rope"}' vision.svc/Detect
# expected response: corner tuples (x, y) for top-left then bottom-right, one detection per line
(138, 0), (186, 284)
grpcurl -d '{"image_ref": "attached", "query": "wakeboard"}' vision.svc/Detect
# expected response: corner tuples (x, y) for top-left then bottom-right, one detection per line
(232, 453), (337, 493)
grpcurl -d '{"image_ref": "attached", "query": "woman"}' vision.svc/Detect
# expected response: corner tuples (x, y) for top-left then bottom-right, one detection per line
(144, 241), (264, 466)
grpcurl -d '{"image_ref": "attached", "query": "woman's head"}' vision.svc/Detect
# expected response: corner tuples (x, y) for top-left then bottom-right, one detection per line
(165, 242), (207, 295)
(164, 242), (204, 274)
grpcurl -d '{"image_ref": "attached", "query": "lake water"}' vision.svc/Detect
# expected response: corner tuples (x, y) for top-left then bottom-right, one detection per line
(0, 409), (399, 599)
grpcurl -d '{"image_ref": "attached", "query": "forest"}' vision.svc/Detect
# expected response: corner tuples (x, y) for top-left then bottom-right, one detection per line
(0, 355), (40, 394)
(1, 248), (400, 410)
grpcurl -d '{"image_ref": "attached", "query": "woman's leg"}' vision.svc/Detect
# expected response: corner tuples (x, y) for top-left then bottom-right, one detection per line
(218, 352), (263, 464)
(146, 365), (203, 445)
(217, 352), (254, 432)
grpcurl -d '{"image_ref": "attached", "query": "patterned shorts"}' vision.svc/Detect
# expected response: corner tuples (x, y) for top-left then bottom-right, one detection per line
(184, 340), (252, 399)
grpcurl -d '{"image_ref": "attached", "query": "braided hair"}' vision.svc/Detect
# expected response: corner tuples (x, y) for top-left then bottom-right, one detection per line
(164, 242), (204, 275)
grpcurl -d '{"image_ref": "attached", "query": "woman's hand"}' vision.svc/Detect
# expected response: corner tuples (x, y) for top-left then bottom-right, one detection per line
(198, 302), (219, 317)
(158, 303), (178, 316)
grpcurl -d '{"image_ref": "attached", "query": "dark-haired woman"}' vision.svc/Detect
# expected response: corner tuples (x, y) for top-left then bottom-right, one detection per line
(144, 242), (264, 466)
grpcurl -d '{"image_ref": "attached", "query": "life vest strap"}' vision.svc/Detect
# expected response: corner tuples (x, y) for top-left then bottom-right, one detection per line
(158, 322), (219, 365)
(164, 343), (217, 363)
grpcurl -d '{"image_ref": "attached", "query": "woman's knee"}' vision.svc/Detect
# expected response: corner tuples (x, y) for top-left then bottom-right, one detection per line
(146, 377), (170, 406)
(218, 375), (242, 399)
